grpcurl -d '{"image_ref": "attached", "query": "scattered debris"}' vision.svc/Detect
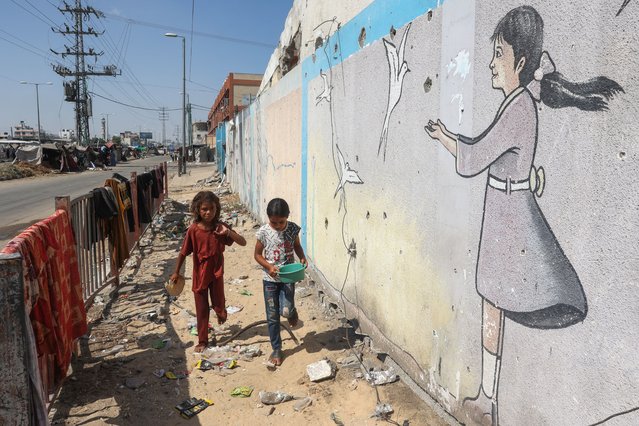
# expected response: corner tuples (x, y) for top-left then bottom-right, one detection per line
(239, 289), (253, 296)
(231, 386), (254, 397)
(259, 390), (294, 405)
(151, 338), (172, 350)
(330, 411), (345, 425)
(175, 397), (212, 419)
(365, 368), (399, 386)
(337, 354), (361, 369)
(295, 287), (313, 298)
(195, 360), (215, 371)
(124, 377), (145, 390)
(227, 305), (243, 315)
(372, 403), (394, 419)
(307, 359), (336, 382)
(294, 397), (313, 412)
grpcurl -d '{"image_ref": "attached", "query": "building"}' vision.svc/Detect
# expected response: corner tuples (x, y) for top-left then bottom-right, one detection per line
(14, 121), (37, 140)
(207, 73), (262, 139)
(59, 128), (75, 140)
(120, 131), (140, 146)
(192, 121), (207, 146)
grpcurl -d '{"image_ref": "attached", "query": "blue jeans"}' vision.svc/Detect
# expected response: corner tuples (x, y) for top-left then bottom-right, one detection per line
(263, 280), (296, 351)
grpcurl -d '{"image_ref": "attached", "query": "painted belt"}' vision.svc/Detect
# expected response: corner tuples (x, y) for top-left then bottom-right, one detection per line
(488, 166), (545, 197)
(488, 176), (529, 193)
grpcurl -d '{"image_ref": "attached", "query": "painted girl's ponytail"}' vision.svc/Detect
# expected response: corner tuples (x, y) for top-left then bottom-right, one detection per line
(493, 6), (624, 112)
(540, 72), (624, 111)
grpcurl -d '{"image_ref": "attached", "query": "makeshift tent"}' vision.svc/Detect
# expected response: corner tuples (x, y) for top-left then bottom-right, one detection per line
(13, 145), (43, 165)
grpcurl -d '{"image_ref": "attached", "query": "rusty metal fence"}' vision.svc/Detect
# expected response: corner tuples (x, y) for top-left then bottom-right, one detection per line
(0, 161), (168, 423)
(69, 162), (168, 308)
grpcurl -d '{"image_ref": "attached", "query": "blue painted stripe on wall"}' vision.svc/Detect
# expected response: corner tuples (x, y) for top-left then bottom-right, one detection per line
(301, 70), (309, 249)
(305, 0), (445, 80)
(300, 0), (445, 251)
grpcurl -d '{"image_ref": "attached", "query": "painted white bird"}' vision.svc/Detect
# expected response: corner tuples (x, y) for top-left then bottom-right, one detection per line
(334, 145), (363, 211)
(316, 70), (332, 105)
(378, 22), (411, 161)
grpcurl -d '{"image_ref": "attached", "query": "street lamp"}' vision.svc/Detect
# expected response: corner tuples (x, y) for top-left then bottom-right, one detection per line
(20, 81), (52, 143)
(164, 32), (187, 174)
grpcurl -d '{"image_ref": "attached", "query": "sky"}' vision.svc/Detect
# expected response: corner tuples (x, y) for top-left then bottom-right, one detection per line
(0, 0), (293, 142)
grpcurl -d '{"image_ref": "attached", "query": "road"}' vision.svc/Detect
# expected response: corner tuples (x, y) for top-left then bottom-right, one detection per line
(0, 156), (173, 247)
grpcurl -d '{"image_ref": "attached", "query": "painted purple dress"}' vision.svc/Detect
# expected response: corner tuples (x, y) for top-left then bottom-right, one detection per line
(456, 86), (587, 329)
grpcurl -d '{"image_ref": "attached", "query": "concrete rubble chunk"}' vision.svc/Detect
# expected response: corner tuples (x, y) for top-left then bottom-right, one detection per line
(337, 354), (361, 369)
(259, 390), (294, 405)
(366, 368), (399, 386)
(373, 403), (394, 418)
(306, 359), (336, 382)
(293, 397), (312, 412)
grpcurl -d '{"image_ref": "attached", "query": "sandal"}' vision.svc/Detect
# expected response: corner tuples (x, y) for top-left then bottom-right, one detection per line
(269, 349), (284, 366)
(194, 344), (206, 354)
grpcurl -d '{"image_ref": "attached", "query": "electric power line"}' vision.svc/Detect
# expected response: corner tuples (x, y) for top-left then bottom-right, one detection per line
(90, 91), (180, 111)
(103, 13), (275, 49)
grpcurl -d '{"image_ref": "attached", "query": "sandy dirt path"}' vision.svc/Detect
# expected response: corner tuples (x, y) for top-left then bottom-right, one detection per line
(49, 164), (451, 426)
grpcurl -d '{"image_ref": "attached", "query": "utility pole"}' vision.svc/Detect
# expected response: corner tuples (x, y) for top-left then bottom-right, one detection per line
(51, 0), (119, 146)
(159, 107), (168, 146)
(101, 117), (106, 141)
(187, 100), (193, 153)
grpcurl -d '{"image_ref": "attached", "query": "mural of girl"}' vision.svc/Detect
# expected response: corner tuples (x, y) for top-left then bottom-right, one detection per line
(425, 6), (623, 426)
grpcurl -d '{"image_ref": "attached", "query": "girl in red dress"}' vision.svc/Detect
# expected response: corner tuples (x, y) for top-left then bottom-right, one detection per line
(171, 191), (246, 353)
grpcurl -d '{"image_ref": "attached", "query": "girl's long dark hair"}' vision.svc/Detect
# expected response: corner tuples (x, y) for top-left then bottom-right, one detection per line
(492, 6), (623, 111)
(191, 191), (221, 223)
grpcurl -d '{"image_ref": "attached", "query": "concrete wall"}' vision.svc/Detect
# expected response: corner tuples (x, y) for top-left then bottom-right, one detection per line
(230, 0), (639, 424)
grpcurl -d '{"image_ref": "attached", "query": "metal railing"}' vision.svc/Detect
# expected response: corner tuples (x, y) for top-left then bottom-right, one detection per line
(69, 193), (113, 303)
(0, 161), (169, 423)
(68, 162), (168, 308)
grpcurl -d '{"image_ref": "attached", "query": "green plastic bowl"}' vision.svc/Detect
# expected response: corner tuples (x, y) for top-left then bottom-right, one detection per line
(278, 263), (305, 283)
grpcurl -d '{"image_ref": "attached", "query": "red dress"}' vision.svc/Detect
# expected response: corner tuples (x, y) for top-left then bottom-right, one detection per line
(180, 222), (233, 344)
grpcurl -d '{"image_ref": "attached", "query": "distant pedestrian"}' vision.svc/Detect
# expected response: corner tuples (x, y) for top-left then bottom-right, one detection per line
(170, 191), (246, 353)
(254, 198), (307, 366)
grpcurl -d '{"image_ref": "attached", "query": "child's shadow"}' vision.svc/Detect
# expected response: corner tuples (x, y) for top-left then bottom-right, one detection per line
(283, 322), (361, 360)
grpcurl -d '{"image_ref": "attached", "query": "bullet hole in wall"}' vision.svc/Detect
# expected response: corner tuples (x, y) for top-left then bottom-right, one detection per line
(355, 155), (359, 162)
(312, 53), (316, 63)
(334, 43), (339, 53)
(399, 249), (403, 254)
(427, 10), (433, 21)
(423, 77), (433, 93)
(366, 211), (370, 219)
(453, 268), (457, 274)
(358, 27), (366, 48)
(619, 151), (627, 160)
(452, 305), (455, 311)
(521, 249), (526, 256)
(324, 218), (329, 229)
(383, 212), (387, 219)
(389, 26), (397, 40)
